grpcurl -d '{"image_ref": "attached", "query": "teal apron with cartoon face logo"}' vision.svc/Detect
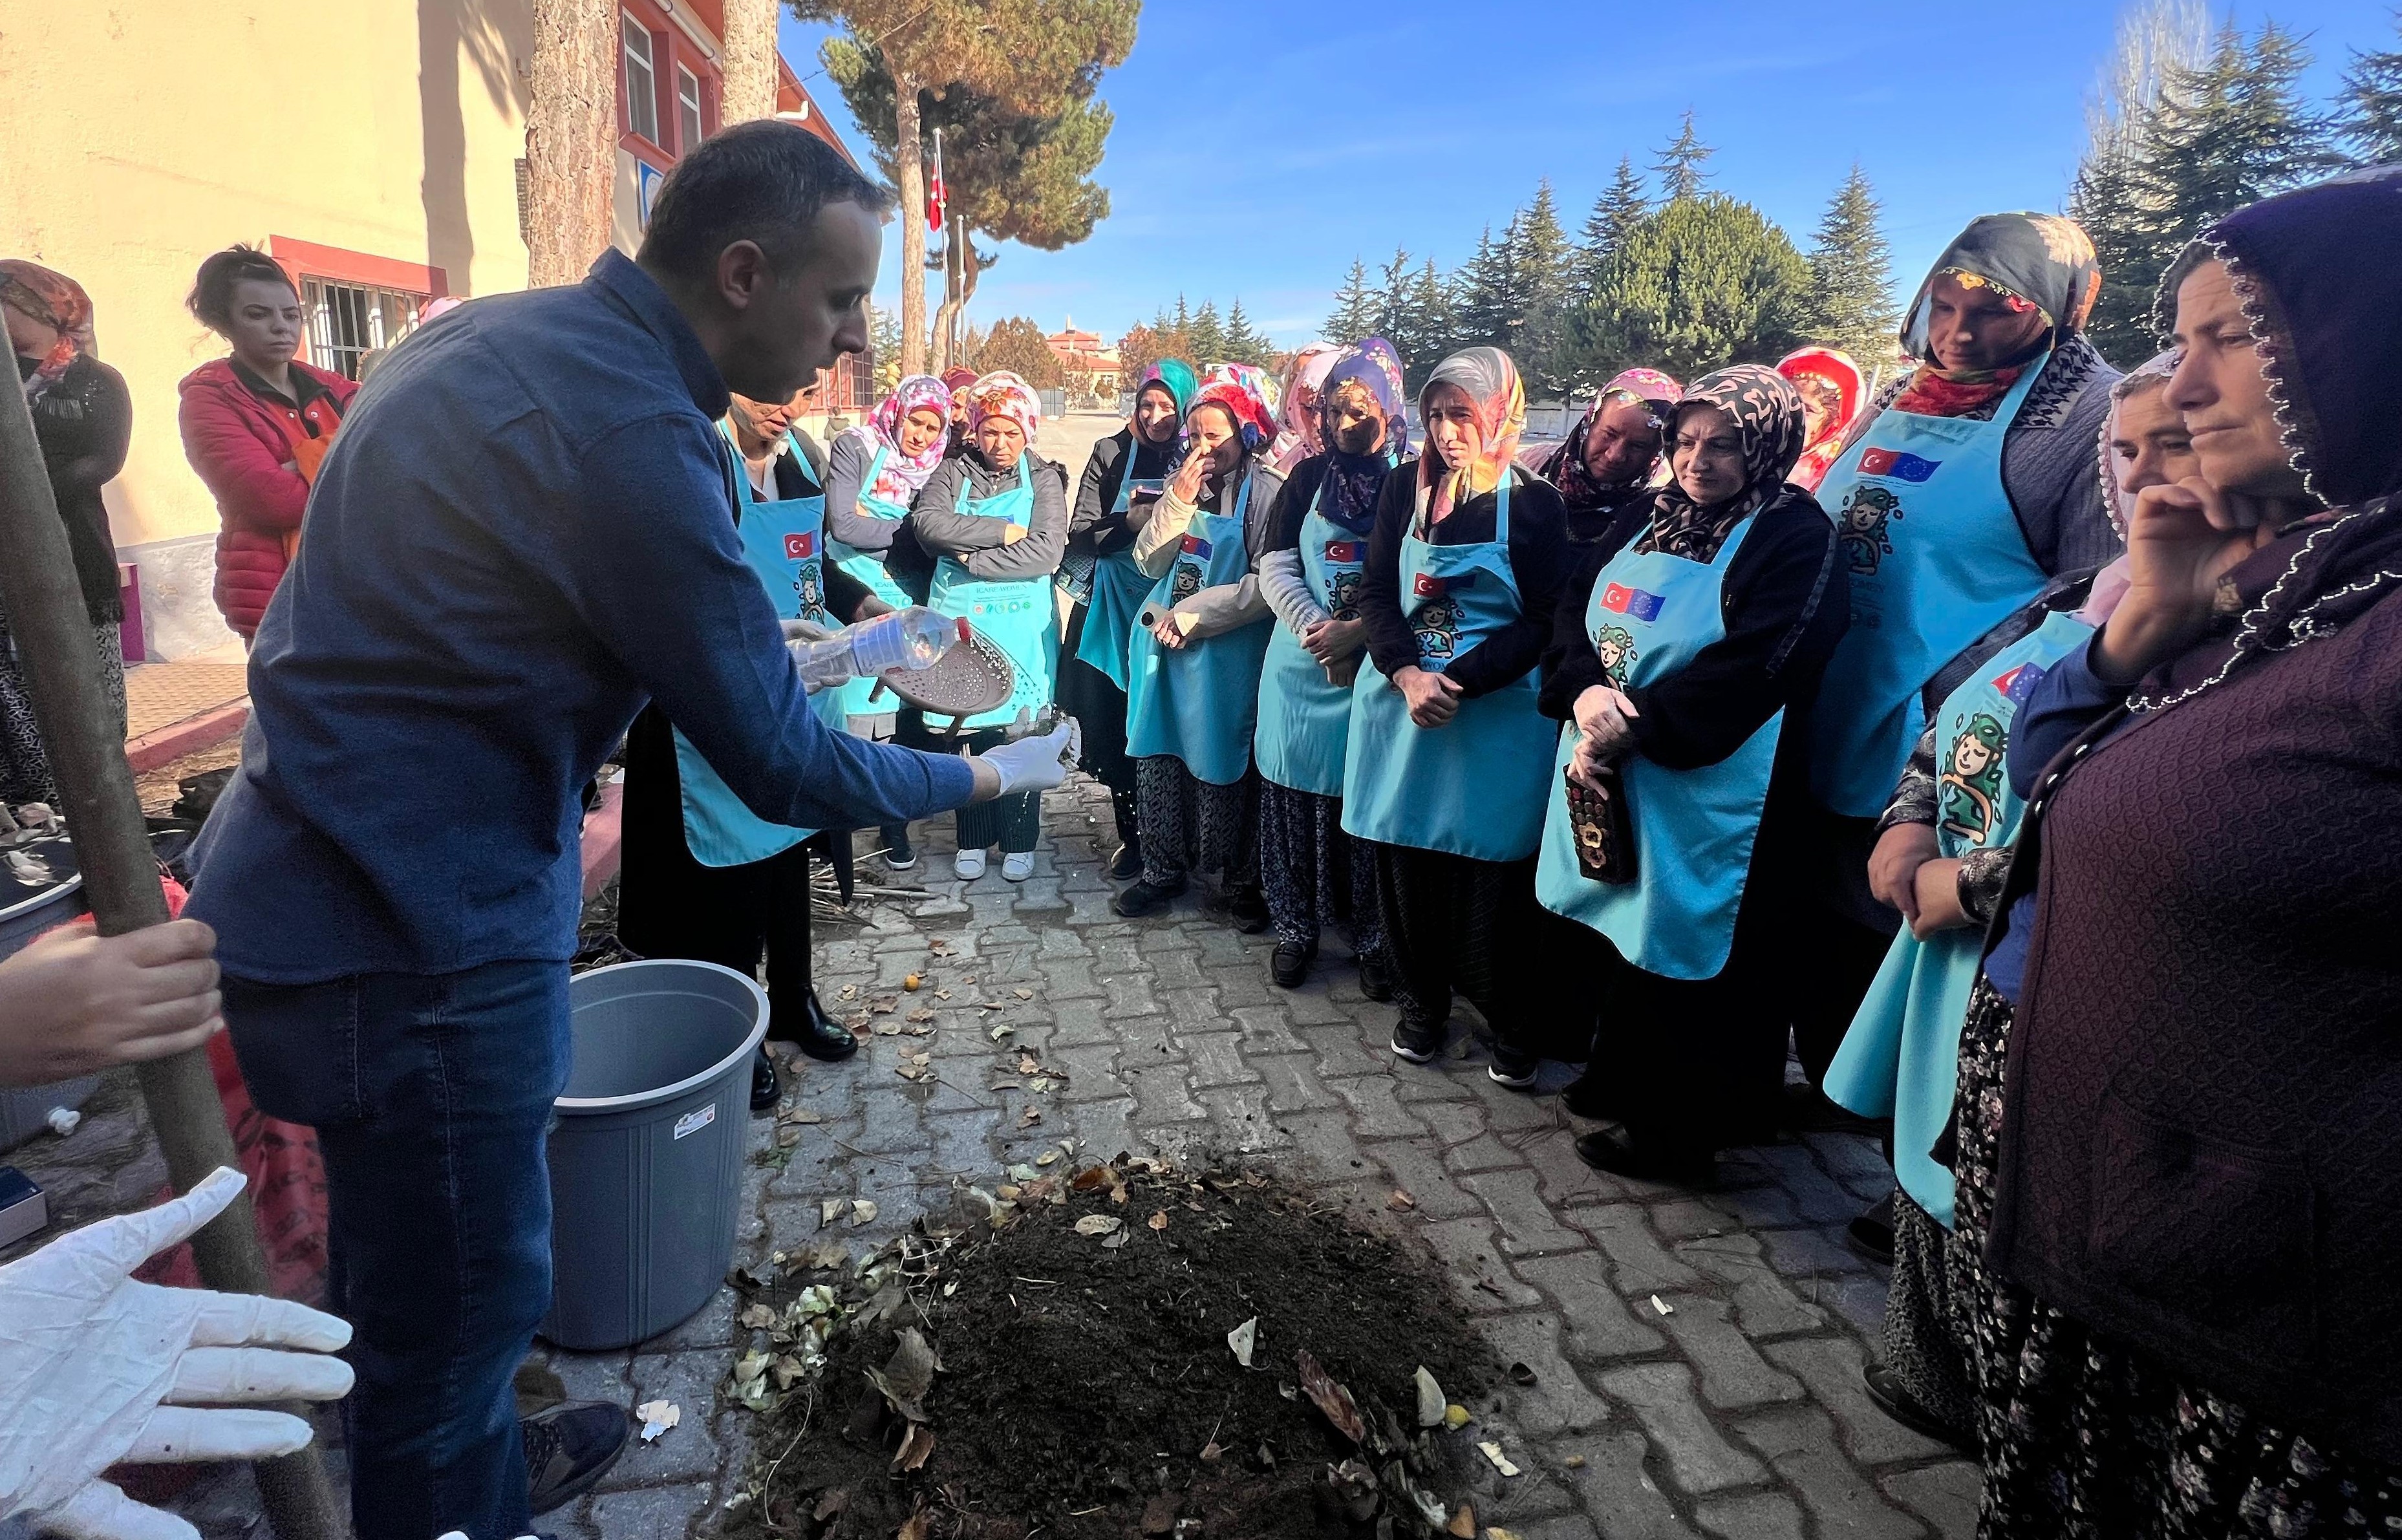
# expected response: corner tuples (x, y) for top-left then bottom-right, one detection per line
(1536, 511), (1781, 979)
(1342, 473), (1554, 863)
(673, 429), (846, 866)
(1073, 465), (1168, 693)
(1254, 477), (1369, 797)
(1823, 608), (2092, 1227)
(1123, 473), (1274, 786)
(926, 451), (1057, 731)
(1808, 361), (2051, 817)
(828, 442), (919, 722)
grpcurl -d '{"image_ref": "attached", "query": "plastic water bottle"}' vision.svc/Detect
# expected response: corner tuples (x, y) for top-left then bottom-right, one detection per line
(848, 607), (963, 676)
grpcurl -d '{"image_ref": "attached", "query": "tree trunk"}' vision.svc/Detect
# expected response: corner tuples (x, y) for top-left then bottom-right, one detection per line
(893, 72), (928, 378)
(526, 0), (617, 286)
(716, 0), (779, 125)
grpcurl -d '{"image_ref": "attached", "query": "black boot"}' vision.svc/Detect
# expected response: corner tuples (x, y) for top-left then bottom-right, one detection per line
(749, 1045), (780, 1111)
(1228, 886), (1271, 934)
(1108, 789), (1142, 880)
(1112, 873), (1186, 917)
(772, 985), (861, 1062)
(1271, 941), (1315, 989)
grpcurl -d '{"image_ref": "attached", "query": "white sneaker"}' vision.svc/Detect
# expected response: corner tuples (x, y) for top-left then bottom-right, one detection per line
(954, 848), (987, 881)
(1001, 850), (1036, 882)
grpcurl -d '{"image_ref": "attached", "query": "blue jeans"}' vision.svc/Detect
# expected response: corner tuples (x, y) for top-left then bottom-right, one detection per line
(226, 961), (570, 1540)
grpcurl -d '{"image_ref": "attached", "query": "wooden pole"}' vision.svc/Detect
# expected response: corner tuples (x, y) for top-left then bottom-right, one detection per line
(0, 385), (346, 1535)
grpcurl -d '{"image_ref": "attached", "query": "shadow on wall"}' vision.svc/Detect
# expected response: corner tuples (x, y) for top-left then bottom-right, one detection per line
(420, 0), (528, 294)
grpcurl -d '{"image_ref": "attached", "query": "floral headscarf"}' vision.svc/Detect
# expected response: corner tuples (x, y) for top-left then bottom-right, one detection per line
(1417, 347), (1526, 522)
(1541, 367), (1681, 509)
(1316, 337), (1410, 534)
(842, 372), (951, 505)
(1895, 212), (2101, 417)
(1638, 364), (1805, 561)
(1188, 364), (1276, 449)
(1271, 341), (1343, 472)
(1775, 347), (1865, 491)
(1136, 359), (1198, 420)
(963, 370), (1041, 447)
(0, 261), (95, 403)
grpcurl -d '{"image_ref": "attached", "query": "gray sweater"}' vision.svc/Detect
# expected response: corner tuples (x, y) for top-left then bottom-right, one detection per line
(910, 451), (1070, 582)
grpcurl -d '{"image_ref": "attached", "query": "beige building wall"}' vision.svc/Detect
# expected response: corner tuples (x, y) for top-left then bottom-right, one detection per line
(0, 0), (535, 586)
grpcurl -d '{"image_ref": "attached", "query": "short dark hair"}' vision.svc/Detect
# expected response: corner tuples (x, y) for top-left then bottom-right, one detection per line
(638, 120), (892, 283)
(188, 245), (297, 332)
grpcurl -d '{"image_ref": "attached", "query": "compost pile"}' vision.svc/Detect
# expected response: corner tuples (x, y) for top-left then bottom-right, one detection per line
(727, 1159), (1503, 1540)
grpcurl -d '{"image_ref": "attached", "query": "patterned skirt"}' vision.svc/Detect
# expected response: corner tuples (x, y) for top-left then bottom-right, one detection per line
(1951, 978), (2402, 1538)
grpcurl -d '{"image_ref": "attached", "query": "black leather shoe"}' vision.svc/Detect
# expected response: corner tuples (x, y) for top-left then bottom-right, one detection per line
(749, 1046), (780, 1111)
(1357, 952), (1395, 1002)
(1108, 842), (1143, 881)
(1574, 1127), (1715, 1184)
(524, 1401), (631, 1515)
(1228, 886), (1271, 934)
(1111, 875), (1185, 917)
(775, 987), (860, 1062)
(1271, 941), (1314, 989)
(1847, 1193), (1898, 1267)
(1862, 1362), (1967, 1448)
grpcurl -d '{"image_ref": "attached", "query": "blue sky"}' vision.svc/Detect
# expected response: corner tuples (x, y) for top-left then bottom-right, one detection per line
(778, 0), (2393, 350)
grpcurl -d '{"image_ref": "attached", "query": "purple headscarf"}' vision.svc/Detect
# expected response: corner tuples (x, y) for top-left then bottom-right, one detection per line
(1314, 337), (1408, 533)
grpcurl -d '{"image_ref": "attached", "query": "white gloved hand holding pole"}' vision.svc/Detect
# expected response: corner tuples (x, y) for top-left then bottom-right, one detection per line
(0, 1168), (354, 1540)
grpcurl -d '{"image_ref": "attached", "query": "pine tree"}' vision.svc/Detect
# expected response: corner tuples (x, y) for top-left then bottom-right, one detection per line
(1188, 300), (1228, 365)
(1653, 110), (1715, 202)
(1373, 248), (1414, 349)
(1578, 194), (1811, 381)
(1223, 299), (1272, 367)
(1326, 258), (1378, 341)
(1399, 259), (1457, 391)
(2339, 10), (2402, 165)
(1802, 165), (1898, 366)
(1578, 157), (1649, 302)
(2070, 0), (2211, 362)
(1451, 226), (1509, 352)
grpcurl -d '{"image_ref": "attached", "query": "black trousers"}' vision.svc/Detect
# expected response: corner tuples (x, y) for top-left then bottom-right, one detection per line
(1371, 842), (1547, 1053)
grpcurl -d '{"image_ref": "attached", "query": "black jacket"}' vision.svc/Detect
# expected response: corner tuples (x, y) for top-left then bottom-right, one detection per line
(1357, 462), (1569, 700)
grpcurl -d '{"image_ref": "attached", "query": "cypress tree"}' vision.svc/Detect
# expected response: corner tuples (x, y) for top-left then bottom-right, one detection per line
(2339, 11), (2402, 165)
(1653, 110), (1715, 203)
(1802, 165), (1898, 366)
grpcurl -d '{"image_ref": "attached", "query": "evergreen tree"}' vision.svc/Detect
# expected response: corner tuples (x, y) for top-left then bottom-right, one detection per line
(1801, 165), (1898, 366)
(2339, 10), (2402, 165)
(1188, 300), (1228, 365)
(1578, 156), (1649, 302)
(1326, 258), (1378, 341)
(1373, 248), (1414, 349)
(1577, 194), (1810, 381)
(1450, 226), (1510, 352)
(1510, 180), (1579, 397)
(1653, 110), (1715, 202)
(1222, 299), (1273, 367)
(1401, 259), (1457, 391)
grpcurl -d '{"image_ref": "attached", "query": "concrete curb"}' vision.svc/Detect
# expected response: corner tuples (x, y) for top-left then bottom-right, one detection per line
(125, 700), (249, 773)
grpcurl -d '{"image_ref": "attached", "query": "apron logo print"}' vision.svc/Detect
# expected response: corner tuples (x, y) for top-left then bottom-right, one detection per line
(1328, 568), (1364, 618)
(1938, 711), (2007, 846)
(784, 530), (818, 560)
(1593, 625), (1638, 687)
(1600, 583), (1665, 621)
(1179, 534), (1213, 557)
(1858, 447), (1942, 482)
(1990, 660), (2051, 705)
(1836, 485), (1904, 575)
(795, 564), (822, 617)
(1414, 594), (1463, 659)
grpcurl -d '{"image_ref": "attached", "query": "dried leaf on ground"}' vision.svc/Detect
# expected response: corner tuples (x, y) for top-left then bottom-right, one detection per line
(1070, 1165), (1117, 1192)
(897, 1507), (930, 1540)
(1101, 1228), (1131, 1250)
(634, 1399), (679, 1441)
(935, 989), (953, 1000)
(1415, 1366), (1446, 1428)
(820, 1199), (844, 1228)
(1072, 1214), (1122, 1237)
(1443, 1403), (1473, 1430)
(866, 1327), (939, 1421)
(775, 1124), (805, 1148)
(894, 1421), (936, 1471)
(1227, 1316), (1257, 1368)
(1018, 1106), (1042, 1128)
(739, 1302), (777, 1331)
(850, 1200), (878, 1226)
(868, 995), (899, 1014)
(778, 1107), (823, 1125)
(1388, 1189), (1417, 1212)
(837, 985), (859, 1000)
(1012, 988), (1034, 1000)
(989, 1024), (1013, 1040)
(1148, 1210), (1169, 1232)
(1017, 1052), (1042, 1075)
(1035, 1150), (1060, 1167)
(1477, 1440), (1521, 1477)
(874, 1020), (905, 1038)
(906, 1009), (936, 1023)
(1446, 1503), (1475, 1537)
(1296, 1349), (1366, 1444)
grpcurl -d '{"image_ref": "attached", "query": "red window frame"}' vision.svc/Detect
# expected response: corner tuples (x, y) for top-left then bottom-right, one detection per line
(266, 237), (446, 304)
(618, 0), (722, 169)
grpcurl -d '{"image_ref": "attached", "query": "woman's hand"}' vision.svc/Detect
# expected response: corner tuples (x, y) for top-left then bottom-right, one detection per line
(1566, 731), (1614, 793)
(1150, 611), (1190, 651)
(1396, 665), (1463, 727)
(1908, 857), (1969, 938)
(1572, 685), (1641, 760)
(1867, 822), (1940, 926)
(1168, 439), (1210, 505)
(0, 919), (223, 1089)
(2094, 476), (2280, 683)
(1325, 654), (1361, 689)
(1301, 617), (1366, 665)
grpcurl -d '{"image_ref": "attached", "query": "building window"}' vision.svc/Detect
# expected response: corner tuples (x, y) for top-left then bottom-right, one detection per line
(303, 278), (424, 381)
(676, 64), (703, 153)
(621, 12), (658, 145)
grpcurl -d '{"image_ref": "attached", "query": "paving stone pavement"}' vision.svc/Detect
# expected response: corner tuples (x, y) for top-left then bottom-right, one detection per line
(533, 774), (1978, 1539)
(0, 771), (1978, 1537)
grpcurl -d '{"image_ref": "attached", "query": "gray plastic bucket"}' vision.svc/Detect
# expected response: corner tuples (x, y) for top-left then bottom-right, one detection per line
(541, 959), (768, 1351)
(0, 835), (94, 1152)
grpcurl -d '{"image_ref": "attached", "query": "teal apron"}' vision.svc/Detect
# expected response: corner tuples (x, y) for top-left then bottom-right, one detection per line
(1073, 466), (1167, 693)
(1823, 608), (2092, 1227)
(1342, 473), (1552, 862)
(1254, 478), (1369, 797)
(1123, 473), (1274, 786)
(1807, 362), (2050, 817)
(674, 429), (846, 866)
(828, 443), (917, 723)
(926, 452), (1056, 732)
(1536, 511), (1781, 979)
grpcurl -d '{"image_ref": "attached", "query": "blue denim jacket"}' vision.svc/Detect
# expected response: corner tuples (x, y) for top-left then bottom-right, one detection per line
(190, 250), (974, 983)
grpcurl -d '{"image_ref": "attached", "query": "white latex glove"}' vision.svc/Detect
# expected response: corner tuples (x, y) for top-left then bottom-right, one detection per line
(980, 722), (1076, 798)
(0, 1168), (354, 1540)
(779, 617), (852, 695)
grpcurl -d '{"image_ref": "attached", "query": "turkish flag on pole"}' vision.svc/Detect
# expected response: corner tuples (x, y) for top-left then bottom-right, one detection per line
(926, 129), (948, 234)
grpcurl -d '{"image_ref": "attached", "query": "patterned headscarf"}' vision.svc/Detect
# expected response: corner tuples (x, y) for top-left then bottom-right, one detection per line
(1638, 364), (1805, 560)
(2077, 349), (2181, 627)
(1541, 367), (1681, 509)
(1894, 212), (2100, 417)
(1417, 347), (1527, 522)
(1188, 364), (1276, 449)
(963, 370), (1041, 446)
(1775, 347), (1865, 491)
(843, 372), (952, 505)
(1271, 341), (1344, 471)
(1316, 337), (1410, 534)
(1137, 358), (1198, 418)
(1, 261), (95, 403)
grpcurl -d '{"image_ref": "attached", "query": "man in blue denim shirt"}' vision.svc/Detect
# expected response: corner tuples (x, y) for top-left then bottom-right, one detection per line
(187, 125), (1066, 1539)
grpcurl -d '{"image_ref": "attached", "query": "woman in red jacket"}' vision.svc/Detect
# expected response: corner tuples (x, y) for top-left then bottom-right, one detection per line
(177, 246), (358, 639)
